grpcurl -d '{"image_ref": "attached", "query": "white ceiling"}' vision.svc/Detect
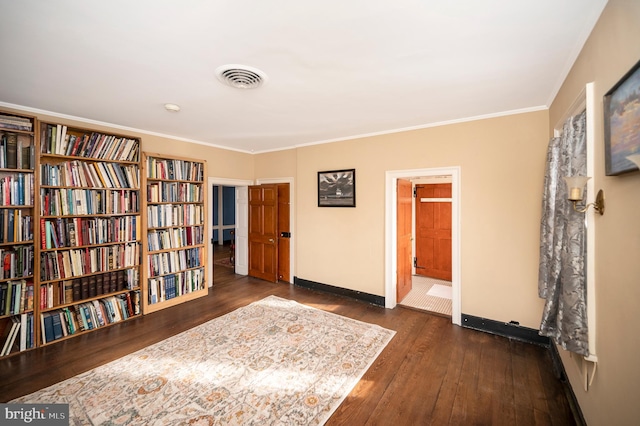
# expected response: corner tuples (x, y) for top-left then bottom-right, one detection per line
(0, 0), (608, 153)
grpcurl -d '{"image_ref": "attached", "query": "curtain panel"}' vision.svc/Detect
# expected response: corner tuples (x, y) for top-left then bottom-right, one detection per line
(538, 110), (589, 356)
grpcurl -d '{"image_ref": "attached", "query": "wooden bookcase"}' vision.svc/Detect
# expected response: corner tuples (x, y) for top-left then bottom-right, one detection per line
(37, 122), (142, 346)
(141, 152), (207, 314)
(0, 110), (37, 357)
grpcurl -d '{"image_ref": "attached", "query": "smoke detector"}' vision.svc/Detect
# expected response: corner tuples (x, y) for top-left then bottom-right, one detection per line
(215, 64), (267, 89)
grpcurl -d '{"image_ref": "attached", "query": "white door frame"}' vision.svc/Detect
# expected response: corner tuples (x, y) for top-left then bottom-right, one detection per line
(256, 177), (295, 281)
(385, 167), (461, 325)
(207, 177), (253, 287)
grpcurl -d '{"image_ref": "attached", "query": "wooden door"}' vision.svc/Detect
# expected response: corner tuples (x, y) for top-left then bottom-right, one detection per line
(397, 179), (413, 301)
(248, 185), (278, 282)
(277, 183), (291, 282)
(415, 183), (452, 281)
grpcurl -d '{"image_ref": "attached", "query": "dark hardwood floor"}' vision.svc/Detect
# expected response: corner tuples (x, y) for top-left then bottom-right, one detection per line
(0, 244), (576, 425)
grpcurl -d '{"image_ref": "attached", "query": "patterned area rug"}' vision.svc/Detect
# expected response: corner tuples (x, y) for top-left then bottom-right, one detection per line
(12, 296), (395, 425)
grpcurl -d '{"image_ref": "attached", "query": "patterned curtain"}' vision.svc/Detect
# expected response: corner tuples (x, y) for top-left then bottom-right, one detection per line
(538, 110), (589, 356)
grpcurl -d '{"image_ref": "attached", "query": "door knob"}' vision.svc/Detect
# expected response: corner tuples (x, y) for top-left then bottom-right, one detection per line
(269, 238), (275, 243)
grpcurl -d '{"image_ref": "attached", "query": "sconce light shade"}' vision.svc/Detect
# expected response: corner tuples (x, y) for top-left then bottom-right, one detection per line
(627, 154), (640, 170)
(564, 175), (604, 215)
(564, 176), (591, 201)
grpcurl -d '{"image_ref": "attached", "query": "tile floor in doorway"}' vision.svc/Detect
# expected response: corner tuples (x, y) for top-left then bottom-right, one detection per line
(399, 275), (452, 316)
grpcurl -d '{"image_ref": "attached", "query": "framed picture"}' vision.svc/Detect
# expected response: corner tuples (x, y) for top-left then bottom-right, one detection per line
(318, 169), (356, 207)
(604, 58), (640, 176)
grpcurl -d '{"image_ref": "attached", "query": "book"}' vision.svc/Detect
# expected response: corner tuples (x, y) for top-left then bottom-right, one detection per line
(89, 275), (97, 298)
(5, 133), (18, 169)
(1, 317), (20, 356)
(80, 276), (89, 300)
(63, 280), (73, 303)
(51, 311), (63, 340)
(72, 278), (81, 301)
(41, 312), (55, 344)
(0, 283), (6, 315)
(110, 271), (116, 293)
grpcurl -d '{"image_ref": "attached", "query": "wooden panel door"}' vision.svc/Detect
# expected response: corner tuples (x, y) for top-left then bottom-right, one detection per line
(277, 183), (291, 282)
(415, 183), (452, 281)
(397, 179), (413, 301)
(248, 185), (278, 282)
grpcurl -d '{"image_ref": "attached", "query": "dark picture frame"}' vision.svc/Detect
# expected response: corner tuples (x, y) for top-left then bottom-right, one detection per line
(604, 58), (640, 176)
(318, 169), (356, 207)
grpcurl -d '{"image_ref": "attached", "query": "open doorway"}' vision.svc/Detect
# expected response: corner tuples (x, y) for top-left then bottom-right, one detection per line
(398, 178), (452, 316)
(207, 177), (252, 287)
(385, 167), (461, 326)
(207, 177), (295, 287)
(211, 185), (236, 272)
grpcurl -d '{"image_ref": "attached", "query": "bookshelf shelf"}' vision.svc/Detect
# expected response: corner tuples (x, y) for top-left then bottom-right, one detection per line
(40, 305), (140, 346)
(0, 109), (37, 357)
(40, 286), (141, 312)
(141, 153), (207, 315)
(0, 240), (34, 245)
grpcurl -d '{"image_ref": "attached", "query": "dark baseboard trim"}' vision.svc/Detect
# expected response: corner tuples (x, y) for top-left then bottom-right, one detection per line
(293, 277), (385, 307)
(547, 344), (587, 426)
(461, 314), (550, 346)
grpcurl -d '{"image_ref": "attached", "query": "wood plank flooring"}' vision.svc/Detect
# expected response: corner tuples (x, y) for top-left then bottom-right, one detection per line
(0, 245), (576, 425)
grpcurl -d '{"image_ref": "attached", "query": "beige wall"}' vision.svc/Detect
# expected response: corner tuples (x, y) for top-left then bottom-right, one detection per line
(549, 0), (640, 424)
(282, 110), (549, 328)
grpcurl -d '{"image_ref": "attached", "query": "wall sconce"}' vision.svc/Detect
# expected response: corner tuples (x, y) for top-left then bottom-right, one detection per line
(627, 154), (640, 170)
(563, 176), (605, 215)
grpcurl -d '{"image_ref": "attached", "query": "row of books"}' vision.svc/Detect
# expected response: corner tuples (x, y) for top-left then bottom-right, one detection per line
(148, 267), (204, 304)
(0, 246), (33, 280)
(0, 173), (34, 206)
(146, 157), (204, 182)
(147, 225), (204, 252)
(41, 160), (139, 189)
(40, 291), (140, 344)
(0, 279), (34, 316)
(1, 313), (34, 356)
(0, 131), (35, 169)
(40, 188), (139, 216)
(0, 114), (32, 132)
(41, 124), (140, 163)
(147, 204), (203, 228)
(40, 269), (139, 309)
(147, 247), (202, 278)
(40, 216), (139, 249)
(40, 243), (140, 282)
(0, 209), (33, 244)
(147, 181), (203, 203)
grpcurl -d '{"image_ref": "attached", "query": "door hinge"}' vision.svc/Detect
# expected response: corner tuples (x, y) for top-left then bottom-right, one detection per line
(413, 257), (417, 267)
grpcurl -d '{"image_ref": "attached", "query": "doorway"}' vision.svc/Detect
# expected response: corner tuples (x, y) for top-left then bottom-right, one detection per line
(399, 179), (453, 316)
(385, 167), (461, 326)
(207, 177), (252, 286)
(208, 177), (295, 287)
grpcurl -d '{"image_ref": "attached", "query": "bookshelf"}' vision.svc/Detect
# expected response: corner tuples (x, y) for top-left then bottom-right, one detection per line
(0, 110), (37, 357)
(37, 122), (142, 346)
(141, 153), (207, 314)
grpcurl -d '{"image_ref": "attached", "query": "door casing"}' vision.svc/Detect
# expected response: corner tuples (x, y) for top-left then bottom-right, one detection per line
(385, 167), (461, 325)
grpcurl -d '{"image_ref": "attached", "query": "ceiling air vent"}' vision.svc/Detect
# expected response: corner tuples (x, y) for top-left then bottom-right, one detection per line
(215, 64), (267, 89)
